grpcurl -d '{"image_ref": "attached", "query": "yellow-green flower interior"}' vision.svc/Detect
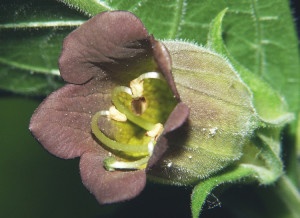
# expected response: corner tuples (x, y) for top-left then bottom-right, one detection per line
(91, 72), (177, 171)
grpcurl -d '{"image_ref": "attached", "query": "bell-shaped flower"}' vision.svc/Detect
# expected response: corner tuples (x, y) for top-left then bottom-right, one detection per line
(29, 11), (189, 204)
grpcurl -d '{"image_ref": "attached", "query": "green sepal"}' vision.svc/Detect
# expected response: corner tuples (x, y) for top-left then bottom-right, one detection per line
(149, 40), (259, 184)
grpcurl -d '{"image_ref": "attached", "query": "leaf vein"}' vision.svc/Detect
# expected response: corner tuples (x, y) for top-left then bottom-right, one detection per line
(0, 20), (85, 29)
(168, 0), (185, 39)
(251, 0), (265, 76)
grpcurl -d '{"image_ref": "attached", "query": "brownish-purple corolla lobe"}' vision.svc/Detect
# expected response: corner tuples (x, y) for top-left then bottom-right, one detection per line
(29, 11), (189, 204)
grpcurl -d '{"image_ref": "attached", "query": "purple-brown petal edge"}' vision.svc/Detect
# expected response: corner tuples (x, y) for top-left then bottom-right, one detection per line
(147, 102), (190, 169)
(59, 11), (149, 85)
(151, 37), (180, 100)
(80, 152), (147, 204)
(29, 79), (112, 159)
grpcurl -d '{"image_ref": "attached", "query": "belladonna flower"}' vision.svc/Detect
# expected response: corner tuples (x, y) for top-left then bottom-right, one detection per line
(30, 10), (260, 205)
(29, 11), (189, 203)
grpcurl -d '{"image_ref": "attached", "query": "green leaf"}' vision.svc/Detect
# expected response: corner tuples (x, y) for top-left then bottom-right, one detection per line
(2, 0), (299, 106)
(0, 63), (63, 96)
(191, 169), (300, 218)
(273, 176), (300, 218)
(207, 8), (294, 126)
(0, 0), (86, 28)
(206, 7), (299, 188)
(58, 0), (112, 16)
(190, 6), (298, 217)
(191, 127), (294, 218)
(1, 28), (67, 76)
(191, 165), (254, 218)
(0, 0), (88, 95)
(240, 130), (283, 185)
(221, 2), (299, 115)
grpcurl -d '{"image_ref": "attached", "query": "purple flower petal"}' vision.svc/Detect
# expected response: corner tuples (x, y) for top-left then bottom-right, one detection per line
(29, 79), (112, 158)
(147, 102), (189, 168)
(163, 102), (190, 134)
(59, 11), (150, 85)
(80, 152), (146, 203)
(151, 37), (180, 100)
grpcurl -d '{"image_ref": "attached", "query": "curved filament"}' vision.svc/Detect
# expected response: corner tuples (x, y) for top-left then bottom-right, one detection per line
(104, 156), (150, 171)
(91, 111), (150, 156)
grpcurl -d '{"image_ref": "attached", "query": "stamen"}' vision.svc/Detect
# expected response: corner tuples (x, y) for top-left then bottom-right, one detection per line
(130, 72), (165, 98)
(111, 72), (167, 131)
(137, 71), (165, 81)
(107, 106), (127, 122)
(91, 111), (150, 156)
(91, 71), (171, 171)
(112, 86), (156, 131)
(130, 79), (144, 98)
(100, 110), (110, 116)
(104, 156), (149, 171)
(146, 123), (164, 140)
(131, 97), (147, 115)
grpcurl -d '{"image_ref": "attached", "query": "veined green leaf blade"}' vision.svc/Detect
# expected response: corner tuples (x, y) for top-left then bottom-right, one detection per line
(0, 63), (63, 96)
(207, 8), (295, 126)
(2, 0), (299, 103)
(0, 0), (87, 95)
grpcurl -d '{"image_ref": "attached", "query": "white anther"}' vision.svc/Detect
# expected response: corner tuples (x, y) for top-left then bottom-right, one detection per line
(130, 78), (144, 98)
(107, 106), (127, 122)
(146, 123), (164, 140)
(129, 72), (163, 98)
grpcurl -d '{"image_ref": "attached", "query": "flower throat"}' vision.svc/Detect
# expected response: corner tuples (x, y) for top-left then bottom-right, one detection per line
(91, 72), (177, 171)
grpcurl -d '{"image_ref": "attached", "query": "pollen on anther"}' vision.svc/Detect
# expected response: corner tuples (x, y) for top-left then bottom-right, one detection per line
(107, 106), (127, 122)
(146, 123), (164, 140)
